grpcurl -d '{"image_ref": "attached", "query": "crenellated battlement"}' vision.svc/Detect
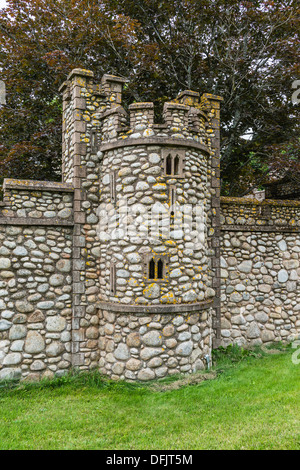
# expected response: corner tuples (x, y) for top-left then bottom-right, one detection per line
(59, 68), (223, 178)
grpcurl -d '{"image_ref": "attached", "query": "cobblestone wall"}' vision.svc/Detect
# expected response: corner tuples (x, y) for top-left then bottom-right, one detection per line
(98, 309), (212, 380)
(220, 198), (300, 347)
(0, 224), (73, 381)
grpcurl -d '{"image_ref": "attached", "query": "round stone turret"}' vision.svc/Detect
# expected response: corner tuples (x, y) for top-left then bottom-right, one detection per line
(60, 68), (223, 380)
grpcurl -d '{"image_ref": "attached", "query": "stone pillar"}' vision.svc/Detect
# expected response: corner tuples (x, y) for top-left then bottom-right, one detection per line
(200, 93), (223, 348)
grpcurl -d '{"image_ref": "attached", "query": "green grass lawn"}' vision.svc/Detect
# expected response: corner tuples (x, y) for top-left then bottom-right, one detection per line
(0, 345), (299, 450)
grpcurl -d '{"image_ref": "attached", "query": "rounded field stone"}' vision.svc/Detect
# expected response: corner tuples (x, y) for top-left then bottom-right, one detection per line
(148, 357), (163, 368)
(0, 319), (12, 331)
(246, 323), (260, 339)
(162, 324), (175, 337)
(37, 301), (55, 310)
(0, 258), (11, 270)
(142, 330), (162, 347)
(12, 246), (28, 257)
(137, 368), (155, 381)
(3, 353), (22, 366)
(114, 343), (130, 361)
(176, 340), (193, 356)
(46, 316), (66, 332)
(56, 259), (71, 273)
(58, 208), (72, 219)
(49, 274), (64, 287)
(9, 324), (27, 340)
(237, 261), (252, 273)
(112, 362), (125, 375)
(140, 347), (162, 361)
(143, 283), (160, 299)
(24, 331), (45, 354)
(30, 360), (46, 371)
(126, 332), (141, 347)
(278, 269), (288, 283)
(126, 358), (142, 371)
(46, 341), (65, 357)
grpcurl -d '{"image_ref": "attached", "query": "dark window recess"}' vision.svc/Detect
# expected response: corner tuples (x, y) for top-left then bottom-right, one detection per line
(157, 259), (163, 279)
(174, 155), (179, 175)
(260, 205), (271, 218)
(148, 258), (164, 280)
(166, 154), (172, 175)
(149, 258), (156, 279)
(163, 149), (184, 177)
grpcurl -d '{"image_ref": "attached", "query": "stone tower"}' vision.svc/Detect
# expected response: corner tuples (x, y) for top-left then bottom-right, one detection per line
(59, 68), (222, 380)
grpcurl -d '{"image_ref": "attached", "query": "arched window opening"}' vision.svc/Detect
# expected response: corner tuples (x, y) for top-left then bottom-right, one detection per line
(166, 154), (172, 175)
(163, 149), (184, 177)
(157, 259), (163, 279)
(145, 254), (168, 282)
(174, 155), (180, 175)
(149, 258), (155, 279)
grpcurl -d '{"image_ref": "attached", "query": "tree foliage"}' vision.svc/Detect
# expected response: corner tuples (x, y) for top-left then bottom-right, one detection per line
(0, 0), (299, 195)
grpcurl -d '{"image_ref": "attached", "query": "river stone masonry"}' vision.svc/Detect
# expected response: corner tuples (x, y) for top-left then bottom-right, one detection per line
(0, 68), (299, 382)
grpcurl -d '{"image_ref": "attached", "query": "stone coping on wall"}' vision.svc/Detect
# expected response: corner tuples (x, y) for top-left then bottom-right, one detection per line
(97, 299), (214, 314)
(3, 179), (74, 193)
(220, 196), (300, 231)
(221, 225), (300, 233)
(0, 217), (74, 226)
(221, 196), (300, 207)
(99, 137), (210, 155)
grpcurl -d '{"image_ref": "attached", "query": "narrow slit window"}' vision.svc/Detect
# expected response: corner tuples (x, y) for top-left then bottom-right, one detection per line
(110, 262), (116, 294)
(110, 171), (116, 202)
(91, 130), (98, 153)
(68, 135), (72, 158)
(149, 258), (155, 279)
(158, 212), (162, 238)
(170, 186), (176, 217)
(157, 259), (163, 279)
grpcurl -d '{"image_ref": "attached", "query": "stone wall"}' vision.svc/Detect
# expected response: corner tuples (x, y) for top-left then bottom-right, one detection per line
(0, 224), (73, 381)
(98, 308), (212, 380)
(1, 180), (73, 221)
(220, 197), (300, 347)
